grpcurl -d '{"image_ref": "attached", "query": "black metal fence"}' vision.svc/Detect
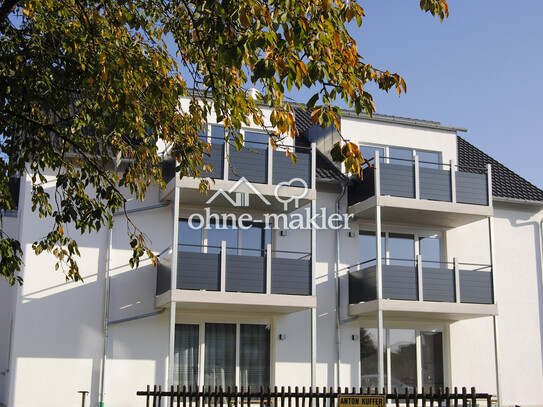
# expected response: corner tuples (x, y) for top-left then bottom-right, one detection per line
(137, 385), (493, 407)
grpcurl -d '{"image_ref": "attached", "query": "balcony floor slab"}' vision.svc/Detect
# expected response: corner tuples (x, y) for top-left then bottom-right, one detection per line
(349, 195), (493, 229)
(349, 299), (498, 321)
(156, 289), (316, 315)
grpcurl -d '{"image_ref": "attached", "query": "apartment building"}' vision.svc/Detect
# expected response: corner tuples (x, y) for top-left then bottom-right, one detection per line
(1, 106), (542, 407)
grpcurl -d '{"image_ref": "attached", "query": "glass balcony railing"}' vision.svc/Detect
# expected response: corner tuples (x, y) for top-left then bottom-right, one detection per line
(156, 243), (312, 297)
(348, 256), (494, 305)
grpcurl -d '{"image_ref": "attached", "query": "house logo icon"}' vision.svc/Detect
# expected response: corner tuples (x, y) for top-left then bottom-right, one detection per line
(206, 177), (272, 207)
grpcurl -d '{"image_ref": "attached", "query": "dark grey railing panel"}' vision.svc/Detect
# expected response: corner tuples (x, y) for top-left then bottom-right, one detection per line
(156, 253), (172, 295)
(349, 266), (377, 304)
(177, 252), (220, 291)
(422, 267), (456, 302)
(229, 148), (267, 183)
(202, 143), (225, 179)
(459, 270), (493, 304)
(420, 167), (452, 202)
(226, 255), (265, 293)
(456, 172), (488, 206)
(382, 265), (418, 300)
(348, 167), (375, 206)
(380, 164), (415, 198)
(271, 258), (311, 295)
(272, 151), (312, 186)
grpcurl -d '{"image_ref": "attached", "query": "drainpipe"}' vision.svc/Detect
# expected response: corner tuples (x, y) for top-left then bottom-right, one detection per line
(99, 201), (170, 407)
(334, 179), (349, 388)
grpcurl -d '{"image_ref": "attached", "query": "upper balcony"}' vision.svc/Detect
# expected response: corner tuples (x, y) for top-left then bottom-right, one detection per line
(347, 256), (497, 321)
(348, 153), (493, 228)
(155, 242), (315, 314)
(160, 131), (316, 213)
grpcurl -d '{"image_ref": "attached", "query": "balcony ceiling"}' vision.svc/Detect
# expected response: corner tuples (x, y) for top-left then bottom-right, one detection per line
(160, 177), (316, 213)
(349, 299), (498, 322)
(349, 195), (493, 229)
(155, 290), (316, 315)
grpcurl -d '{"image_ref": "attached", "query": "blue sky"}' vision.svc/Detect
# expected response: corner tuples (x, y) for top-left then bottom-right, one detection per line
(350, 0), (543, 188)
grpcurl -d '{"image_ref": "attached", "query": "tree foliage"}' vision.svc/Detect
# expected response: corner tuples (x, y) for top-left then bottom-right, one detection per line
(0, 0), (448, 285)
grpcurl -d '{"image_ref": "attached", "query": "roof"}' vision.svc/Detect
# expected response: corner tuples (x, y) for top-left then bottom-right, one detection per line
(294, 106), (543, 201)
(457, 136), (543, 203)
(293, 108), (347, 183)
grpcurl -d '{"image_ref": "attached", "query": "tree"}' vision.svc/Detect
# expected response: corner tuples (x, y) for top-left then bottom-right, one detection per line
(0, 0), (448, 285)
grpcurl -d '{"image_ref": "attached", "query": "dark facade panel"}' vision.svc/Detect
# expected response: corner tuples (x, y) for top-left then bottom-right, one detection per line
(380, 164), (415, 198)
(459, 270), (493, 304)
(382, 265), (418, 300)
(348, 168), (376, 207)
(349, 266), (377, 304)
(420, 167), (452, 202)
(226, 255), (266, 293)
(422, 267), (456, 302)
(229, 148), (268, 183)
(156, 253), (172, 295)
(271, 258), (311, 295)
(456, 172), (488, 206)
(177, 252), (221, 291)
(272, 150), (312, 186)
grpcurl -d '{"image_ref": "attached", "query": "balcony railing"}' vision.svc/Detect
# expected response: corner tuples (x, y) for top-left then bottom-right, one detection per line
(161, 137), (313, 187)
(156, 243), (312, 297)
(348, 256), (494, 305)
(348, 153), (491, 207)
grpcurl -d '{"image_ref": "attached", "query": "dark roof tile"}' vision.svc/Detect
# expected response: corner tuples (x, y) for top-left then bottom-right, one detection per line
(457, 136), (543, 202)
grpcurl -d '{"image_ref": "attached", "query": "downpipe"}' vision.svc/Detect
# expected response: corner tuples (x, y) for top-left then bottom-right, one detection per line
(99, 201), (170, 407)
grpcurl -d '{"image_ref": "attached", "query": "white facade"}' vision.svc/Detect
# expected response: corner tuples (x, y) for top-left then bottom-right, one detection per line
(1, 111), (543, 407)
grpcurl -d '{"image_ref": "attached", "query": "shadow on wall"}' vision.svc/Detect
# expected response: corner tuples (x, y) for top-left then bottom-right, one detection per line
(14, 259), (168, 406)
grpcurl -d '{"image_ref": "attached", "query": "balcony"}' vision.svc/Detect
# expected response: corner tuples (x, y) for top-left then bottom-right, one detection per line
(348, 154), (493, 228)
(155, 243), (315, 314)
(347, 257), (497, 321)
(159, 139), (316, 212)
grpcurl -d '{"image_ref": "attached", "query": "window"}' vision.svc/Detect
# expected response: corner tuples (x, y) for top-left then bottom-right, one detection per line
(360, 328), (444, 391)
(359, 145), (442, 168)
(174, 323), (270, 388)
(179, 219), (271, 257)
(244, 131), (268, 150)
(359, 231), (441, 267)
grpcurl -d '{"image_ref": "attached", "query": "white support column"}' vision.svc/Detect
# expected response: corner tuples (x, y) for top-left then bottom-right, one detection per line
(417, 254), (423, 301)
(414, 155), (420, 200)
(377, 310), (385, 392)
(220, 240), (227, 292)
(266, 243), (272, 294)
(267, 141), (273, 185)
(311, 199), (317, 387)
(374, 150), (381, 197)
(224, 138), (229, 181)
(487, 164), (493, 207)
(454, 257), (460, 303)
(489, 216), (502, 406)
(311, 143), (317, 189)
(450, 159), (457, 203)
(168, 187), (180, 387)
(376, 206), (383, 300)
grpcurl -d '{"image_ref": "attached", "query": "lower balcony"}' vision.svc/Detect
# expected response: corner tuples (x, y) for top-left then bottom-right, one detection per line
(348, 257), (497, 321)
(155, 243), (315, 314)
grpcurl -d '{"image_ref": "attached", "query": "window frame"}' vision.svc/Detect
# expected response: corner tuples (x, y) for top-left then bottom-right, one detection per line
(359, 324), (447, 392)
(174, 319), (273, 388)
